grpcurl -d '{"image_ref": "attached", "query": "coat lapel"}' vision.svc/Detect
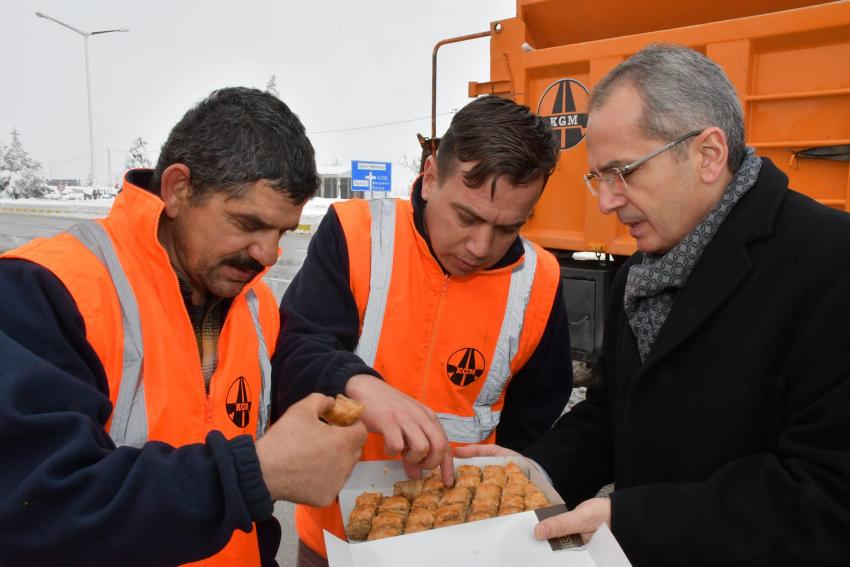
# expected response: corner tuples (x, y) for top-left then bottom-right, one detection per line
(637, 158), (788, 375)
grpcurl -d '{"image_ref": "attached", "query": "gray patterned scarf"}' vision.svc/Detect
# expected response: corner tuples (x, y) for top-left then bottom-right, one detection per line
(624, 149), (761, 361)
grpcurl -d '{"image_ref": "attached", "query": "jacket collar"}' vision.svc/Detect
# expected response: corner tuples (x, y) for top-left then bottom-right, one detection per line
(638, 157), (788, 372)
(108, 168), (266, 302)
(108, 169), (168, 258)
(410, 175), (525, 274)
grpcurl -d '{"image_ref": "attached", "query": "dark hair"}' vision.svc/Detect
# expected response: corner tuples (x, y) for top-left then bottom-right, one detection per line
(151, 87), (318, 204)
(436, 95), (559, 191)
(589, 44), (746, 172)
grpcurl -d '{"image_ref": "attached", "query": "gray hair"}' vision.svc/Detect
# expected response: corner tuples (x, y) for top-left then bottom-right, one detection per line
(589, 44), (746, 172)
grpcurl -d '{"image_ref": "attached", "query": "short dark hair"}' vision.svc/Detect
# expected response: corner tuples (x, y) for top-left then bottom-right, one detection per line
(151, 87), (318, 204)
(436, 95), (559, 191)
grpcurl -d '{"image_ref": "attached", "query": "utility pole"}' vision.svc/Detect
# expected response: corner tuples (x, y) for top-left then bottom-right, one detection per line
(35, 11), (129, 187)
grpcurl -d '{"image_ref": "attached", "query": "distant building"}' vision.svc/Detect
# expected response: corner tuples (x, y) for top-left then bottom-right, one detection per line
(317, 165), (355, 199)
(47, 178), (81, 190)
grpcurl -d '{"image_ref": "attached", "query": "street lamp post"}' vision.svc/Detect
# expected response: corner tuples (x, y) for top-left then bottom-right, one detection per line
(35, 11), (128, 188)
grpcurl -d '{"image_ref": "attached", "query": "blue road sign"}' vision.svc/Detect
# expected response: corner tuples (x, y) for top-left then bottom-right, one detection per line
(351, 160), (392, 192)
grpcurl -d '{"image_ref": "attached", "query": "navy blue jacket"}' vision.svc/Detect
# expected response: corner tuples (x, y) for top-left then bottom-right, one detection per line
(272, 180), (573, 451)
(0, 247), (277, 563)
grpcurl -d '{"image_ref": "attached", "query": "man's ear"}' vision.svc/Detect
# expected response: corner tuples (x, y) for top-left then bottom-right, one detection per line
(159, 164), (192, 219)
(695, 127), (729, 185)
(421, 156), (438, 202)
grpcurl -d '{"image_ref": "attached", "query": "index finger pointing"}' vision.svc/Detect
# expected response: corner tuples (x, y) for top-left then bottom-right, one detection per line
(440, 448), (455, 487)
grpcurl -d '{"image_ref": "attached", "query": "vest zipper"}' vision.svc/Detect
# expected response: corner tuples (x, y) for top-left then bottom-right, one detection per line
(167, 269), (211, 420)
(421, 275), (449, 400)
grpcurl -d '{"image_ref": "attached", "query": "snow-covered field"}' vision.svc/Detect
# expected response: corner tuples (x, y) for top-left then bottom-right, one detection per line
(0, 195), (346, 230)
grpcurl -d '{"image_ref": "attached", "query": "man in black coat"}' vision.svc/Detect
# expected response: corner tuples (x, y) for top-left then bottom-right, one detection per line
(459, 44), (850, 566)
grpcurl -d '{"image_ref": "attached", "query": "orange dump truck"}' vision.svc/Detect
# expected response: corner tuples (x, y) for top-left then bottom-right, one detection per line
(431, 0), (850, 361)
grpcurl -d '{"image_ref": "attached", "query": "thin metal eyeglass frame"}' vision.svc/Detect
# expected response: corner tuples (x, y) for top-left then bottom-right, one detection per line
(583, 129), (703, 196)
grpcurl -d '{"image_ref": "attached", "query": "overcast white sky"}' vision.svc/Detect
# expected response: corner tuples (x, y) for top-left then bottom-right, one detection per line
(0, 0), (516, 193)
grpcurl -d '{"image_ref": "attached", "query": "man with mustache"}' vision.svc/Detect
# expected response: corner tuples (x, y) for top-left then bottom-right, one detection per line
(0, 87), (367, 565)
(272, 95), (574, 565)
(459, 45), (850, 566)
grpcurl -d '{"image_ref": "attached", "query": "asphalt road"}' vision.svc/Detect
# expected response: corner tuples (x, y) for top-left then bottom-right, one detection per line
(0, 210), (304, 565)
(0, 211), (311, 302)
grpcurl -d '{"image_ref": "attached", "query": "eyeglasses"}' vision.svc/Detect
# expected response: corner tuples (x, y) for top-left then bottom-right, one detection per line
(583, 129), (702, 197)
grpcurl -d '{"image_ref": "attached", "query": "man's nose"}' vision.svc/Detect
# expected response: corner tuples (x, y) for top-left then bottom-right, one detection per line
(597, 184), (628, 215)
(465, 226), (493, 259)
(249, 231), (281, 267)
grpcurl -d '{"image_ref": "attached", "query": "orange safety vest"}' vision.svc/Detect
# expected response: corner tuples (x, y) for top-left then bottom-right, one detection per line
(4, 174), (279, 566)
(296, 197), (560, 557)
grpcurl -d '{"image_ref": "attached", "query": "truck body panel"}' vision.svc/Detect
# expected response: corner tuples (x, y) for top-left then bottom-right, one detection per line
(469, 0), (850, 256)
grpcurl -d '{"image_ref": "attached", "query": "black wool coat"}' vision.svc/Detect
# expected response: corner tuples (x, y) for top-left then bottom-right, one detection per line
(524, 158), (850, 567)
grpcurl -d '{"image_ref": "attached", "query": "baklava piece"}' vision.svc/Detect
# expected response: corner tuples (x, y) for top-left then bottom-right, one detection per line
(378, 495), (410, 518)
(346, 506), (375, 541)
(470, 498), (499, 515)
(434, 503), (467, 527)
(393, 479), (424, 501)
(354, 491), (384, 509)
(404, 522), (432, 534)
(456, 464), (482, 479)
(422, 475), (446, 495)
(502, 484), (525, 499)
(367, 525), (402, 541)
(468, 510), (495, 522)
(524, 492), (550, 510)
(497, 505), (524, 516)
(500, 495), (525, 510)
(371, 513), (405, 531)
(321, 394), (364, 426)
(505, 462), (530, 486)
(411, 492), (440, 511)
(439, 486), (472, 508)
(406, 508), (435, 532)
(483, 465), (506, 481)
(474, 483), (501, 502)
(481, 474), (506, 488)
(455, 474), (481, 490)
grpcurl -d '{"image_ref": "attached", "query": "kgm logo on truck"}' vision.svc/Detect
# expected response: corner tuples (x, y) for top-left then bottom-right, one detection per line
(537, 78), (589, 151)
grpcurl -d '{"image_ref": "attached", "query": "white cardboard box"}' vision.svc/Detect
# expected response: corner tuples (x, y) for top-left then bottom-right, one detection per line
(325, 457), (631, 567)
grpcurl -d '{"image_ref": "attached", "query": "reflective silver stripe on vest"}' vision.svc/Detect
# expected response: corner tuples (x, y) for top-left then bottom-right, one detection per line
(353, 200), (540, 443)
(246, 289), (272, 438)
(354, 199), (396, 366)
(68, 221), (147, 448)
(437, 239), (538, 442)
(68, 221), (273, 446)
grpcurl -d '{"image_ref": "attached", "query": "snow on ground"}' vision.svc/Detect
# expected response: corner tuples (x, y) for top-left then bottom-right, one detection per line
(0, 195), (343, 229)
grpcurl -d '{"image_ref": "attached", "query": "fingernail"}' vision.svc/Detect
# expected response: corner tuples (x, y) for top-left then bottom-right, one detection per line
(535, 524), (548, 540)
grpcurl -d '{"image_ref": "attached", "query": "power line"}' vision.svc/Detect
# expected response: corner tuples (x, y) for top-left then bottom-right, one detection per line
(42, 148), (134, 165)
(42, 154), (91, 165)
(38, 111), (456, 164)
(308, 111), (454, 135)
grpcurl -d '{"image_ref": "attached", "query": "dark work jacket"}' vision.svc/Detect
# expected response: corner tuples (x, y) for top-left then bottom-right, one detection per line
(272, 179), (573, 451)
(523, 158), (850, 566)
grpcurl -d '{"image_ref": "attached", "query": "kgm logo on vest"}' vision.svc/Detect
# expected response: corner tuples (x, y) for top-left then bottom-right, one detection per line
(446, 347), (486, 387)
(537, 78), (589, 151)
(226, 376), (252, 428)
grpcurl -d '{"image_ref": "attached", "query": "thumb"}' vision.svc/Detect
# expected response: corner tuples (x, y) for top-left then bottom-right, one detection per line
(453, 444), (495, 458)
(300, 392), (335, 416)
(534, 512), (580, 540)
(453, 443), (513, 459)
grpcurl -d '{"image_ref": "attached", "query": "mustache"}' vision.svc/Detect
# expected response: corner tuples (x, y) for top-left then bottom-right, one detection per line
(222, 256), (265, 274)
